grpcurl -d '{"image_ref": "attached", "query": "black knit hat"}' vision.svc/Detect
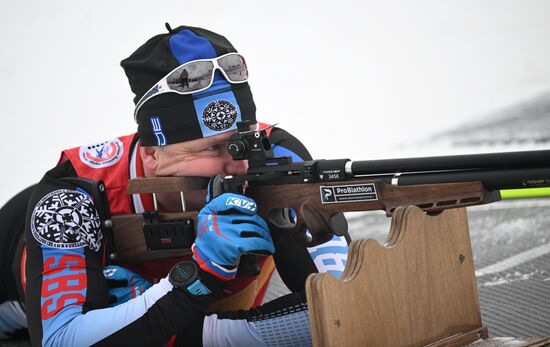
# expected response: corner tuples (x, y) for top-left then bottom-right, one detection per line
(121, 24), (256, 146)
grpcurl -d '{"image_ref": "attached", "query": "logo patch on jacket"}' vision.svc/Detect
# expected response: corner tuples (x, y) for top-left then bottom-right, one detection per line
(30, 189), (103, 251)
(79, 138), (124, 168)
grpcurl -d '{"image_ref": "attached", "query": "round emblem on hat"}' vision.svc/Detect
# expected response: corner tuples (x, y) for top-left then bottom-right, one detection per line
(202, 100), (238, 131)
(79, 138), (124, 169)
(30, 189), (103, 251)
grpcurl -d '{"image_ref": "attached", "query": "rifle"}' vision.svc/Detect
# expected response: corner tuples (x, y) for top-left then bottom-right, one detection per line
(104, 122), (550, 277)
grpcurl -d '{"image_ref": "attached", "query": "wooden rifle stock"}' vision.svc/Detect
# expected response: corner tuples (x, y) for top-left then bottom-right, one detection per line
(107, 177), (208, 263)
(108, 178), (500, 264)
(110, 212), (197, 263)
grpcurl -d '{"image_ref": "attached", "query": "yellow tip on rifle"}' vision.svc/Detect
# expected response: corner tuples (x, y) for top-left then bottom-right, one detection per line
(500, 187), (550, 199)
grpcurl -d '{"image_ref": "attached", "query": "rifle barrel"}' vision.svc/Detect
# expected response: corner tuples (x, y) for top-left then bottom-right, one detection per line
(363, 166), (550, 191)
(350, 149), (550, 176)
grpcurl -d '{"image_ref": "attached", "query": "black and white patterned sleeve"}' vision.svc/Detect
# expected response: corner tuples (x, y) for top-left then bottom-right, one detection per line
(24, 161), (211, 346)
(202, 291), (312, 347)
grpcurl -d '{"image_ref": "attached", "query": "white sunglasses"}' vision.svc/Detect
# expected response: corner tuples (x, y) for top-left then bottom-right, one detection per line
(134, 53), (249, 120)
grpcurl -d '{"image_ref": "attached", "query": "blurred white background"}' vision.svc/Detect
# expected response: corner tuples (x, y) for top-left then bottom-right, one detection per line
(1, 0), (550, 206)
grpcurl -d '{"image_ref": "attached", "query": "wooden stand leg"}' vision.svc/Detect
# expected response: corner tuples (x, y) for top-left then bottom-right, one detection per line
(306, 206), (486, 347)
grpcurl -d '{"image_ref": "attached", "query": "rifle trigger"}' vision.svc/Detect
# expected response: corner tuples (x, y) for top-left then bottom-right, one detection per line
(329, 213), (349, 238)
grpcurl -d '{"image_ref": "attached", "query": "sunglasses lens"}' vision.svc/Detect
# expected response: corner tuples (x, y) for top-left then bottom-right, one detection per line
(167, 61), (215, 93)
(218, 54), (248, 82)
(135, 54), (249, 118)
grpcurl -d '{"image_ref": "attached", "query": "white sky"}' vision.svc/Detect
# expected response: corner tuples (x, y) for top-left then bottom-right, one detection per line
(1, 0), (550, 206)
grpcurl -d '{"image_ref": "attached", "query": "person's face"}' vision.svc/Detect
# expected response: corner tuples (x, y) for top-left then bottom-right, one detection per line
(141, 131), (248, 211)
(151, 131), (247, 177)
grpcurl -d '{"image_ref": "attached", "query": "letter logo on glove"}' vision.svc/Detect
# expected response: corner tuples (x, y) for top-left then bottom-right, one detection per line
(226, 197), (257, 212)
(193, 192), (274, 281)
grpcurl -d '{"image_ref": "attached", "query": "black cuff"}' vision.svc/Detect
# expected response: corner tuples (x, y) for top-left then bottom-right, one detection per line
(197, 267), (228, 297)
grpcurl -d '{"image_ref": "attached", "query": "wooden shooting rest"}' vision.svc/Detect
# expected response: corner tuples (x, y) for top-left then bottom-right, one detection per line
(305, 206), (549, 347)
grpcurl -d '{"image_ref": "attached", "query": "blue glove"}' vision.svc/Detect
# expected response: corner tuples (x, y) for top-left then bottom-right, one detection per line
(103, 265), (152, 307)
(192, 192), (275, 281)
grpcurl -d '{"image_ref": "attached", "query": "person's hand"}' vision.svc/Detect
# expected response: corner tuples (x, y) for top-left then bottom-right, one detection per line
(103, 265), (152, 307)
(192, 191), (274, 281)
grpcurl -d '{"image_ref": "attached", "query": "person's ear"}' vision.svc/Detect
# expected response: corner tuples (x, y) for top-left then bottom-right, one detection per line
(140, 146), (159, 175)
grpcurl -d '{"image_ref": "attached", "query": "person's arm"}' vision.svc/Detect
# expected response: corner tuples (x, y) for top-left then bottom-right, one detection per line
(24, 161), (213, 346)
(200, 291), (311, 347)
(268, 127), (350, 291)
